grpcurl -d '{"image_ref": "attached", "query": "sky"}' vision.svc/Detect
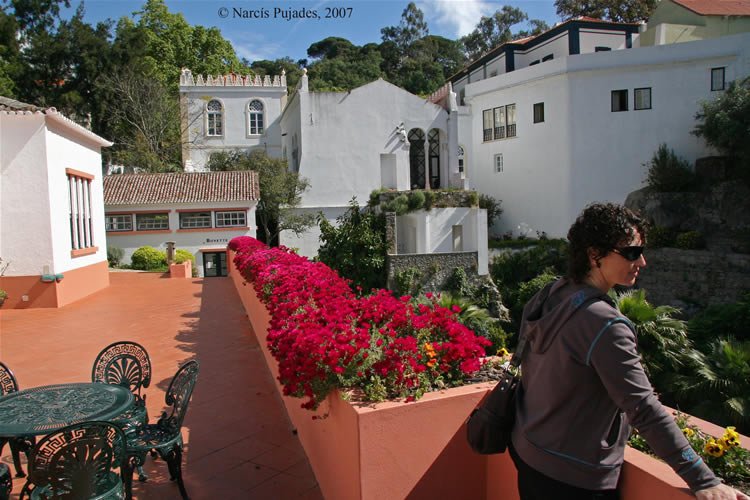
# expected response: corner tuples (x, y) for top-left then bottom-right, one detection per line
(66, 0), (562, 64)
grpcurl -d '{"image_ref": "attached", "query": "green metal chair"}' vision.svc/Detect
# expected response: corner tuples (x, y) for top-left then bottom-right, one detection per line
(123, 360), (199, 500)
(0, 463), (11, 500)
(0, 361), (35, 478)
(18, 421), (127, 500)
(91, 342), (152, 435)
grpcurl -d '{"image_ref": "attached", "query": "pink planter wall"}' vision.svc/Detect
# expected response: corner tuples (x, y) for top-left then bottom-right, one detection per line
(228, 250), (745, 500)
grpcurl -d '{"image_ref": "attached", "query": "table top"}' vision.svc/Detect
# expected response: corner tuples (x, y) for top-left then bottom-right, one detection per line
(0, 382), (135, 437)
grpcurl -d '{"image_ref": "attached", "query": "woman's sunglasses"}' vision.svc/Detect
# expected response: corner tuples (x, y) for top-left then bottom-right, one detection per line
(612, 246), (645, 261)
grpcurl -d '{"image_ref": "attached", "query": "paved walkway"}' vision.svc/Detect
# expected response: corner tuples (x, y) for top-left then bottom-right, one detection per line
(0, 272), (322, 499)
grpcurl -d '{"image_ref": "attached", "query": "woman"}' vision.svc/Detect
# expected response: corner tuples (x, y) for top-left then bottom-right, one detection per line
(509, 203), (747, 500)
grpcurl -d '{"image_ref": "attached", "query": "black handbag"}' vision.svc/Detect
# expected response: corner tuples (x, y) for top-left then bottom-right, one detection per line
(466, 330), (528, 455)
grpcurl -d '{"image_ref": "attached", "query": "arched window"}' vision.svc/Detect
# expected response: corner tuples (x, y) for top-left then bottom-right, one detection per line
(408, 128), (426, 190)
(248, 99), (264, 135)
(206, 100), (223, 136)
(428, 128), (440, 189)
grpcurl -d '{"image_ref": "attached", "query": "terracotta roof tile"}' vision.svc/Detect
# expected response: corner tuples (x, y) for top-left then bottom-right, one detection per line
(671, 0), (750, 15)
(0, 96), (39, 111)
(104, 171), (260, 205)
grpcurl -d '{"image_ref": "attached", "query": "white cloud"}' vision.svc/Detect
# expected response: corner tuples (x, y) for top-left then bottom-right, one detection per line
(420, 0), (496, 37)
(228, 32), (285, 63)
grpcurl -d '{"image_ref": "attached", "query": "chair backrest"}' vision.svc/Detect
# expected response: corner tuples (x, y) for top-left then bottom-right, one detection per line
(91, 341), (151, 402)
(158, 360), (199, 435)
(23, 421), (125, 499)
(0, 361), (18, 396)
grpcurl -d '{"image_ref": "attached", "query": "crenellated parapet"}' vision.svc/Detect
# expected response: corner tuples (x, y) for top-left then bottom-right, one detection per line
(179, 68), (287, 88)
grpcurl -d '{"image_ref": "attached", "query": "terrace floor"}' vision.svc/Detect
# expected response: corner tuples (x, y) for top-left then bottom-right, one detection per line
(0, 272), (323, 499)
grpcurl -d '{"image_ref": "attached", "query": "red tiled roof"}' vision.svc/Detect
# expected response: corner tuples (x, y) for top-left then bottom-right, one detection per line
(0, 96), (39, 111)
(104, 171), (260, 205)
(671, 0), (750, 15)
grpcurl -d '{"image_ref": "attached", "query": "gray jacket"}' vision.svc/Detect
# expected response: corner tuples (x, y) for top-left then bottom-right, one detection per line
(511, 278), (719, 492)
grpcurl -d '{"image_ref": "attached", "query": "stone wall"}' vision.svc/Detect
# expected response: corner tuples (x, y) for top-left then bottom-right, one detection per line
(386, 252), (478, 293)
(637, 248), (750, 309)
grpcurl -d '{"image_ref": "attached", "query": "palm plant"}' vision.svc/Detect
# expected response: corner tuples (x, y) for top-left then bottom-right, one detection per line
(672, 339), (750, 432)
(614, 289), (706, 385)
(429, 292), (508, 353)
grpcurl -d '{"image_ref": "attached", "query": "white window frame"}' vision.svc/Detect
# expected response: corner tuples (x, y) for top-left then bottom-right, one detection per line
(494, 154), (503, 173)
(66, 170), (95, 250)
(206, 99), (223, 137)
(215, 210), (247, 227)
(247, 99), (265, 136)
(105, 214), (133, 232)
(179, 211), (212, 229)
(136, 213), (169, 231)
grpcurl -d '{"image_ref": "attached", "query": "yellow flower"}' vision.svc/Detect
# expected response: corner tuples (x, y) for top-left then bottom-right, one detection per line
(496, 347), (510, 358)
(704, 438), (725, 458)
(682, 428), (695, 438)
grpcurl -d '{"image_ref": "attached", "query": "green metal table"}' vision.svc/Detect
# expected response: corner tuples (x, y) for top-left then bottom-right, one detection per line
(0, 382), (135, 437)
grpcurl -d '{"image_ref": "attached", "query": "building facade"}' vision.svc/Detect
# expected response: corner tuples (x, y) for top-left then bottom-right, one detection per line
(0, 97), (112, 308)
(103, 171), (259, 277)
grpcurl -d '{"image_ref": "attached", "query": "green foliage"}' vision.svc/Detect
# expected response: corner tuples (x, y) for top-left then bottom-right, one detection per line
(394, 267), (423, 296)
(555, 0), (656, 22)
(423, 190), (436, 210)
(675, 231), (706, 250)
(516, 270), (558, 309)
(689, 294), (750, 351)
(694, 77), (750, 174)
(461, 6), (537, 60)
(446, 267), (472, 298)
(629, 413), (749, 488)
(173, 249), (195, 264)
(431, 292), (508, 352)
(407, 190), (425, 210)
(131, 246), (167, 270)
(207, 149), (314, 244)
(644, 144), (698, 192)
(647, 226), (676, 248)
(383, 194), (410, 215)
(673, 339), (750, 432)
(317, 198), (387, 292)
(615, 289), (705, 384)
(107, 246), (124, 267)
(478, 194), (503, 227)
(0, 289), (8, 300)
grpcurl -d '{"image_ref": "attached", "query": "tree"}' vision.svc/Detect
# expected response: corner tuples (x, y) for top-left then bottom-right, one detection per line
(554, 0), (656, 23)
(206, 149), (314, 244)
(98, 68), (183, 172)
(461, 7), (547, 61)
(479, 193), (503, 228)
(250, 57), (304, 92)
(380, 2), (428, 55)
(317, 198), (387, 292)
(306, 40), (383, 92)
(693, 77), (750, 172)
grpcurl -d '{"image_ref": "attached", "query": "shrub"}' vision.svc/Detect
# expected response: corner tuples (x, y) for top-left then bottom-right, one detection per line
(107, 246), (124, 267)
(644, 144), (698, 192)
(174, 249), (195, 264)
(516, 270), (558, 309)
(478, 194), (503, 227)
(689, 294), (750, 351)
(407, 190), (425, 210)
(675, 231), (706, 250)
(230, 236), (491, 410)
(395, 267), (423, 296)
(383, 194), (409, 215)
(131, 246), (167, 271)
(647, 225), (676, 248)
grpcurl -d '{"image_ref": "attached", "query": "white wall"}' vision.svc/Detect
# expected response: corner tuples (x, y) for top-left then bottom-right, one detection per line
(105, 201), (257, 276)
(516, 32), (569, 68)
(293, 79), (449, 209)
(464, 32), (750, 238)
(0, 114), (55, 276)
(278, 206), (346, 258)
(579, 29), (631, 52)
(182, 85), (286, 169)
(45, 123), (108, 274)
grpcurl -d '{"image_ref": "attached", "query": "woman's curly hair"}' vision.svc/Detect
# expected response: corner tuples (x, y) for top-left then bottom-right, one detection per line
(567, 202), (647, 283)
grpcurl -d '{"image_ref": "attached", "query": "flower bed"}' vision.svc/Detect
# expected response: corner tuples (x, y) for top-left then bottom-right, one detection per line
(228, 236), (490, 410)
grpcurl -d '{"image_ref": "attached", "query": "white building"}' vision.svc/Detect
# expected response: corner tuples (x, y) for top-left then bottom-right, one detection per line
(454, 27), (750, 237)
(0, 97), (112, 308)
(103, 171), (259, 277)
(179, 69), (287, 171)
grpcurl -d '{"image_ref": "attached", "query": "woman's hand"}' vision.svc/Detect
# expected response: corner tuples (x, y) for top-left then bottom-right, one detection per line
(696, 484), (750, 500)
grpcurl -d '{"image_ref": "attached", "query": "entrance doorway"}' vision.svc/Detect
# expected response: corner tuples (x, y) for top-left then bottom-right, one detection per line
(202, 252), (227, 277)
